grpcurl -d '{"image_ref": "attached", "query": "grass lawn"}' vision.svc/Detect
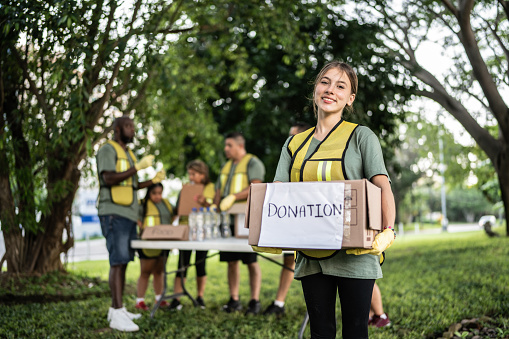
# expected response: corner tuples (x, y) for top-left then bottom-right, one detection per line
(1, 228), (509, 338)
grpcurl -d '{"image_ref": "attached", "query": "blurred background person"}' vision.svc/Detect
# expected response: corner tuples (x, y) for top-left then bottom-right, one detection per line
(135, 182), (173, 311)
(214, 132), (265, 315)
(169, 160), (215, 310)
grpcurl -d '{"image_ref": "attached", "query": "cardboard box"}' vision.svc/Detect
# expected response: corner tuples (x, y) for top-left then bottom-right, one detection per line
(177, 184), (204, 216)
(141, 225), (189, 240)
(227, 203), (249, 239)
(245, 180), (381, 249)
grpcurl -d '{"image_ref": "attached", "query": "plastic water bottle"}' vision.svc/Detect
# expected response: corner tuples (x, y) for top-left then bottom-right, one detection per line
(221, 211), (231, 238)
(204, 207), (213, 240)
(211, 207), (220, 239)
(196, 207), (205, 241)
(189, 208), (198, 241)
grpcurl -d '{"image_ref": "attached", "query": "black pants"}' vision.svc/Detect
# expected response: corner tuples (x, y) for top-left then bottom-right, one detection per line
(178, 250), (208, 277)
(301, 273), (375, 339)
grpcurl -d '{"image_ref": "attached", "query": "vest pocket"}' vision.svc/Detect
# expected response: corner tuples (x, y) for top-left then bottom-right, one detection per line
(111, 186), (134, 206)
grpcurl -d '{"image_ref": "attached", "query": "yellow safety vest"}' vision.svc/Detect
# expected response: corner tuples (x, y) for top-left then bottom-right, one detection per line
(219, 154), (255, 196)
(288, 120), (358, 259)
(105, 140), (138, 206)
(141, 199), (173, 257)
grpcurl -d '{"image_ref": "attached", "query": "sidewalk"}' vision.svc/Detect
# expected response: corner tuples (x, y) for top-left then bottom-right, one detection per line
(61, 238), (109, 263)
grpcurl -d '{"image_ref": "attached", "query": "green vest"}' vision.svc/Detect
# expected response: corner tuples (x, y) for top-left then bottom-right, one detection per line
(288, 120), (358, 259)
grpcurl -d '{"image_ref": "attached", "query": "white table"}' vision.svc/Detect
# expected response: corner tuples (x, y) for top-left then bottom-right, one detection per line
(131, 238), (307, 338)
(131, 238), (257, 317)
(131, 237), (253, 252)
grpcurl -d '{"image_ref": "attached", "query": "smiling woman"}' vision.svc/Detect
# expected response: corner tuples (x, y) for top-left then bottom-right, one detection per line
(270, 60), (397, 339)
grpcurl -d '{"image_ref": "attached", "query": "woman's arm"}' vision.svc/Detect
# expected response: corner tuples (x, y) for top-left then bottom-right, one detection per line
(371, 174), (396, 229)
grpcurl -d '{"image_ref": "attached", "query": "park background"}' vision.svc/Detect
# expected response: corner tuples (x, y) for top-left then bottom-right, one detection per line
(1, 0), (508, 338)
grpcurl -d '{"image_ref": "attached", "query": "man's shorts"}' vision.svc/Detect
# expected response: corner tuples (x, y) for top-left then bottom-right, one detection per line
(219, 251), (258, 264)
(100, 215), (137, 266)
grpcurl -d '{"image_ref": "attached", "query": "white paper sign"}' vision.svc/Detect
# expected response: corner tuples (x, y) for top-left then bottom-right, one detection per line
(258, 182), (345, 249)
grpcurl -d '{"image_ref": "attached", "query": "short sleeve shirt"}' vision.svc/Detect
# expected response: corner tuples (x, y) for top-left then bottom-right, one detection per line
(96, 143), (139, 222)
(216, 155), (266, 199)
(273, 125), (389, 280)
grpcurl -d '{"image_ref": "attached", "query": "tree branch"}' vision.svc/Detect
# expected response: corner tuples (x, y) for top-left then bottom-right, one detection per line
(10, 46), (50, 116)
(451, 0), (509, 135)
(497, 0), (509, 19)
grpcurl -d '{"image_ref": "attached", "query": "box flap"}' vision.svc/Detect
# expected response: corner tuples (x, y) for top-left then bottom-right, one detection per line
(247, 183), (267, 246)
(177, 184), (204, 216)
(365, 179), (382, 230)
(244, 187), (252, 229)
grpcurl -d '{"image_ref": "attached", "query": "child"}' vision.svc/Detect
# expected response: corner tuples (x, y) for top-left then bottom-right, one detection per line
(135, 183), (174, 310)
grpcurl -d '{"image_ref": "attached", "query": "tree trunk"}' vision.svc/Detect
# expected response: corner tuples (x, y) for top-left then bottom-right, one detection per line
(495, 145), (509, 236)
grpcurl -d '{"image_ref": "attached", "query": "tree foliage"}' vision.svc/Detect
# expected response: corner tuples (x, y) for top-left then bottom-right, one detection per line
(351, 0), (509, 234)
(0, 0), (190, 273)
(155, 1), (413, 180)
(0, 0), (414, 274)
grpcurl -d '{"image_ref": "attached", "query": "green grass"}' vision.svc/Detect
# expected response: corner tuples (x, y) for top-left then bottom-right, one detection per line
(1, 230), (509, 338)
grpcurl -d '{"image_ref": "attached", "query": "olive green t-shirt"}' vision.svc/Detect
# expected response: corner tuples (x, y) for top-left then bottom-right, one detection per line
(216, 155), (266, 200)
(96, 143), (139, 222)
(274, 125), (389, 280)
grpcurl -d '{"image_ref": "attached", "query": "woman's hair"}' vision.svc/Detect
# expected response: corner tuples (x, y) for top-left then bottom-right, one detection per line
(312, 61), (358, 117)
(142, 182), (164, 218)
(186, 159), (210, 185)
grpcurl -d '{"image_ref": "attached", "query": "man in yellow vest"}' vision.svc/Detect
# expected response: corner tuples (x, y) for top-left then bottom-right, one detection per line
(214, 132), (265, 315)
(96, 116), (165, 332)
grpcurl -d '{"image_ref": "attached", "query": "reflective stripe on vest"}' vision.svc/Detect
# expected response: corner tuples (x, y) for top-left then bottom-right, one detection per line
(219, 154), (255, 196)
(106, 140), (138, 206)
(288, 120), (358, 259)
(142, 199), (173, 257)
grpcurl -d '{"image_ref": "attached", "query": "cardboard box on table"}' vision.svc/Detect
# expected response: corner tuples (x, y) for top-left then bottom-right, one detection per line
(141, 225), (189, 240)
(227, 203), (249, 239)
(245, 179), (382, 250)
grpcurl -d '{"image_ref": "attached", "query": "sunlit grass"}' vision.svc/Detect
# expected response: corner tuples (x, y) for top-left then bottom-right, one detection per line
(1, 229), (509, 338)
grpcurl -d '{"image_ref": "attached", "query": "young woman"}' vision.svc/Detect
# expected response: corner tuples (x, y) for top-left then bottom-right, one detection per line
(135, 183), (174, 311)
(272, 61), (396, 338)
(169, 160), (215, 310)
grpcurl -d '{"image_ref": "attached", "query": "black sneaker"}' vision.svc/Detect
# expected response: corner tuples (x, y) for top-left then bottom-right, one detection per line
(196, 296), (206, 309)
(168, 299), (183, 311)
(245, 299), (261, 315)
(263, 301), (285, 316)
(222, 297), (242, 313)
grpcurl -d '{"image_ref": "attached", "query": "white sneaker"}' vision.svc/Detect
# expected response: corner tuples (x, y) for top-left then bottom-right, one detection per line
(109, 308), (139, 332)
(108, 307), (142, 321)
(121, 307), (142, 320)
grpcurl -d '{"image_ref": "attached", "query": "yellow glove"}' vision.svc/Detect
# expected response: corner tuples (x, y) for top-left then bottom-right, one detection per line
(134, 155), (155, 171)
(220, 194), (236, 211)
(151, 170), (165, 184)
(251, 246), (282, 254)
(346, 228), (395, 256)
